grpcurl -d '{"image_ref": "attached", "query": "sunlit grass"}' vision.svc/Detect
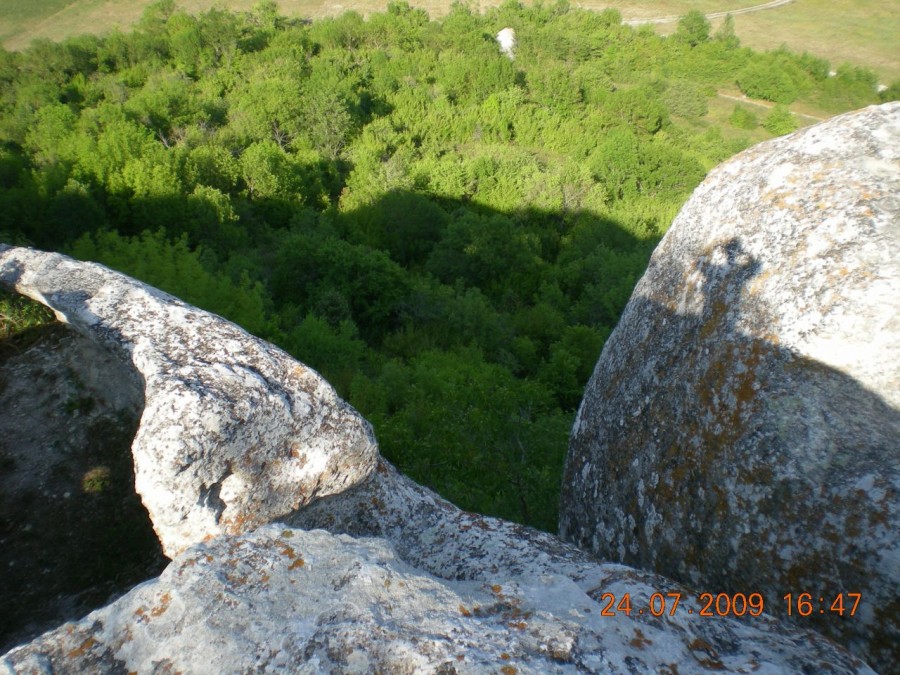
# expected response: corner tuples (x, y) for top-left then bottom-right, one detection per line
(0, 289), (55, 342)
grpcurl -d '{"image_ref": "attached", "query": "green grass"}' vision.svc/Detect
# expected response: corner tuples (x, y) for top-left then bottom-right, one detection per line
(1, 0), (898, 82)
(0, 289), (55, 342)
(732, 0), (900, 83)
(645, 0), (900, 83)
(0, 0), (76, 23)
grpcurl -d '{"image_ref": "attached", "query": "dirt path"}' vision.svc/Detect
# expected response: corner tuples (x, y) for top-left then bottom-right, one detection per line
(623, 0), (795, 25)
(717, 91), (826, 122)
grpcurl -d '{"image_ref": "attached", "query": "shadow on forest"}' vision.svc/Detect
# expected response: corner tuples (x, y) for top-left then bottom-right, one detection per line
(1, 175), (660, 390)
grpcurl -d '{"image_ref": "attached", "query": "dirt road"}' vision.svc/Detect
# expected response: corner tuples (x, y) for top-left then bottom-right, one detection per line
(622, 0), (795, 25)
(717, 91), (825, 122)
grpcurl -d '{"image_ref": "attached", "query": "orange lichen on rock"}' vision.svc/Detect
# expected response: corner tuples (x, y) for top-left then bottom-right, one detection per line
(66, 637), (96, 659)
(630, 629), (652, 649)
(150, 592), (172, 618)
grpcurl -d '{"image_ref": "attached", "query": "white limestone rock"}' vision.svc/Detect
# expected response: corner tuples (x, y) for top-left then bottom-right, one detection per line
(561, 103), (900, 670)
(287, 462), (874, 672)
(496, 27), (516, 59)
(0, 246), (378, 558)
(1, 517), (875, 674)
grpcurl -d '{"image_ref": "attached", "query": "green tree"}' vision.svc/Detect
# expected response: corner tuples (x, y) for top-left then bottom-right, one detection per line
(588, 128), (705, 201)
(70, 229), (269, 334)
(137, 0), (177, 35)
(736, 60), (800, 104)
(298, 91), (354, 159)
(240, 140), (294, 199)
(763, 104), (797, 136)
(356, 347), (570, 529)
(713, 14), (739, 49)
(272, 234), (413, 340)
(602, 87), (668, 134)
(124, 70), (202, 145)
(180, 144), (241, 193)
(816, 63), (879, 112)
(729, 105), (758, 130)
(427, 211), (545, 304)
(880, 81), (900, 103)
(537, 324), (605, 409)
(279, 314), (369, 395)
(343, 190), (448, 267)
(675, 10), (711, 47)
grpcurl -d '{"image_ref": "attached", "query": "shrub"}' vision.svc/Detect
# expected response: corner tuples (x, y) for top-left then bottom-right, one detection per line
(736, 61), (799, 103)
(675, 10), (710, 47)
(816, 63), (880, 112)
(663, 80), (708, 120)
(82, 466), (112, 494)
(0, 289), (55, 340)
(730, 105), (758, 130)
(880, 81), (900, 103)
(763, 104), (797, 136)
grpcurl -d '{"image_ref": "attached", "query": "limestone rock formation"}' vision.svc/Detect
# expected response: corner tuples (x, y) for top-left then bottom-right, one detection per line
(561, 102), (900, 670)
(0, 246), (875, 673)
(0, 246), (378, 558)
(2, 482), (875, 674)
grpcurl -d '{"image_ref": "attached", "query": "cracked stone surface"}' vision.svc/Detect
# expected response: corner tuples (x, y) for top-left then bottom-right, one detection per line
(1, 512), (875, 674)
(0, 246), (378, 558)
(561, 103), (900, 671)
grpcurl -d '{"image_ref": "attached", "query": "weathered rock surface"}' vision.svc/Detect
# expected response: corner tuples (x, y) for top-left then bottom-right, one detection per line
(561, 103), (900, 670)
(3, 487), (876, 674)
(0, 246), (378, 557)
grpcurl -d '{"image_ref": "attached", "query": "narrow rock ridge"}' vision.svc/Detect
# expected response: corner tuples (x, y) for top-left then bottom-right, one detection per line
(0, 245), (378, 558)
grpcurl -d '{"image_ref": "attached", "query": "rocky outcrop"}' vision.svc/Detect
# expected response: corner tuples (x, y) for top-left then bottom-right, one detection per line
(561, 102), (900, 670)
(0, 246), (876, 673)
(0, 246), (378, 557)
(3, 472), (876, 674)
(496, 27), (516, 59)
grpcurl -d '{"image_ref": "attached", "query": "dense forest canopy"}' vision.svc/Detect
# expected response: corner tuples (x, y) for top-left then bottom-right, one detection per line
(0, 0), (894, 531)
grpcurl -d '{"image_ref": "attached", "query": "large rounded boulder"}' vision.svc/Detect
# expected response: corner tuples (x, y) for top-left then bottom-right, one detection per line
(560, 103), (899, 670)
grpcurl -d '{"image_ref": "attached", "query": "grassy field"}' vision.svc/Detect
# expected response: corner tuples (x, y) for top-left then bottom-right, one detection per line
(1, 0), (898, 82)
(636, 0), (900, 83)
